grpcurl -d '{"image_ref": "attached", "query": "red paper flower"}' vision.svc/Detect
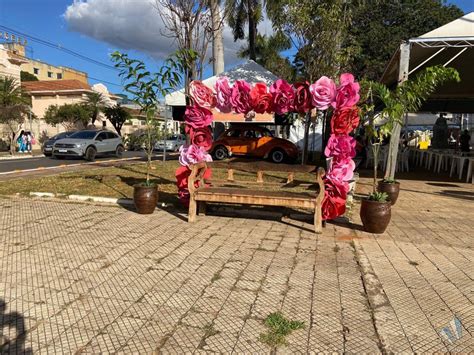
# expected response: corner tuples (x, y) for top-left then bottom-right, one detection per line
(293, 82), (313, 114)
(322, 176), (348, 220)
(189, 80), (216, 109)
(189, 126), (213, 152)
(184, 105), (213, 129)
(270, 79), (295, 115)
(250, 82), (272, 114)
(230, 80), (252, 114)
(175, 165), (212, 207)
(331, 106), (360, 135)
(335, 73), (360, 109)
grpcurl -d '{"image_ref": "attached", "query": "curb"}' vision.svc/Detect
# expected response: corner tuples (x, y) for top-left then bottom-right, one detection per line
(29, 192), (134, 206)
(0, 154), (45, 160)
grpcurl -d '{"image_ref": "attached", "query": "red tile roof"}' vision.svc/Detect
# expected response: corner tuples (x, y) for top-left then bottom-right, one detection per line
(22, 80), (91, 92)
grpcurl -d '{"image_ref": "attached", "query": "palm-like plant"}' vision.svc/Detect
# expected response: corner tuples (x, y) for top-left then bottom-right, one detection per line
(225, 0), (262, 61)
(0, 77), (31, 154)
(83, 91), (106, 125)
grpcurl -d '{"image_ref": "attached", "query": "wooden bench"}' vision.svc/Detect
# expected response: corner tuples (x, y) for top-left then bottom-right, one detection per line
(187, 160), (326, 233)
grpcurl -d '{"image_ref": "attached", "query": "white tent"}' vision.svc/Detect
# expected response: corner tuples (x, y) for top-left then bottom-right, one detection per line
(381, 12), (474, 112)
(165, 60), (278, 107)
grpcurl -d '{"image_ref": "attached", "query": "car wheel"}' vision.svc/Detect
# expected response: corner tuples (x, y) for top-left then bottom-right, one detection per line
(85, 146), (97, 162)
(115, 145), (124, 158)
(213, 145), (228, 160)
(270, 149), (286, 164)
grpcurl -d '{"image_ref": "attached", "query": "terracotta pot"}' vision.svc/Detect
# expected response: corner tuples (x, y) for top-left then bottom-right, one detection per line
(378, 181), (400, 205)
(360, 198), (391, 234)
(133, 184), (158, 214)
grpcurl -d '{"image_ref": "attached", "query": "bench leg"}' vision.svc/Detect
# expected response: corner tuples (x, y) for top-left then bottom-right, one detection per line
(198, 202), (207, 216)
(314, 207), (323, 234)
(189, 198), (197, 223)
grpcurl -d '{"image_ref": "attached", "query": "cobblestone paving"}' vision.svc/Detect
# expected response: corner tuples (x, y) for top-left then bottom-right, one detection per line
(0, 174), (473, 353)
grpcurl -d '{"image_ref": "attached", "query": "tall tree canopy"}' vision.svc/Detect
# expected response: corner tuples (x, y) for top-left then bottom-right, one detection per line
(20, 71), (39, 82)
(83, 92), (106, 125)
(347, 0), (463, 80)
(104, 104), (132, 136)
(44, 103), (91, 131)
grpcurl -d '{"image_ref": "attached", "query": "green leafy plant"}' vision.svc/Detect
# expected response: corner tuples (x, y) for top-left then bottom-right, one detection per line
(368, 192), (389, 202)
(111, 50), (194, 186)
(382, 177), (397, 184)
(259, 312), (305, 348)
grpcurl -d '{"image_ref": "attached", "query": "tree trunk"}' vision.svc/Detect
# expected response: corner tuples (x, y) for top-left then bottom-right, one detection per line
(247, 0), (257, 61)
(210, 0), (224, 75)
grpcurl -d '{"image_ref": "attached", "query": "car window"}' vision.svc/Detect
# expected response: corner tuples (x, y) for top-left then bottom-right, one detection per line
(106, 132), (118, 139)
(254, 130), (264, 138)
(226, 130), (241, 137)
(70, 131), (97, 139)
(96, 132), (108, 140)
(261, 129), (273, 137)
(243, 130), (256, 138)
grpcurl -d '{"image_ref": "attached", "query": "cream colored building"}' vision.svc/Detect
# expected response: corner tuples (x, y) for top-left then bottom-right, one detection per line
(0, 44), (27, 82)
(4, 42), (88, 83)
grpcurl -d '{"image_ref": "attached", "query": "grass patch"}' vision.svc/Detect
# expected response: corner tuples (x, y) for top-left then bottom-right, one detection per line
(210, 272), (221, 283)
(198, 323), (220, 349)
(259, 312), (305, 348)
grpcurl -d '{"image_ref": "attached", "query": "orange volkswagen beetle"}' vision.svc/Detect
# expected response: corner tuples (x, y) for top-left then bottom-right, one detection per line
(211, 125), (299, 163)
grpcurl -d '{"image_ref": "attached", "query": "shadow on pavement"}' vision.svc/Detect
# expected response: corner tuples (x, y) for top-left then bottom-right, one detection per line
(0, 299), (32, 354)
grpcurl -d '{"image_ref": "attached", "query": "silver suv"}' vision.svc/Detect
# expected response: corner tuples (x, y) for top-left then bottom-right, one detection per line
(52, 130), (124, 161)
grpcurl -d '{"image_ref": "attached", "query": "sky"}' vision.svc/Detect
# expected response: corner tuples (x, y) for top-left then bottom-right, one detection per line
(0, 0), (472, 95)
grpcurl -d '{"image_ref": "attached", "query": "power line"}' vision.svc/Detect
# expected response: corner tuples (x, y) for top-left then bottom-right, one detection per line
(0, 24), (119, 72)
(89, 76), (123, 88)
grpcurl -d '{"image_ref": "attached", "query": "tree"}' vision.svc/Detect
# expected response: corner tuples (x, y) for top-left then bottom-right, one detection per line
(83, 91), (106, 125)
(225, 0), (262, 61)
(0, 77), (31, 154)
(209, 0), (225, 75)
(20, 71), (38, 82)
(238, 32), (294, 81)
(347, 0), (463, 80)
(43, 103), (91, 131)
(103, 104), (132, 136)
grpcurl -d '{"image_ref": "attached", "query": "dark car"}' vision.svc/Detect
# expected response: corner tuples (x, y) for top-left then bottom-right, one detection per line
(42, 131), (76, 156)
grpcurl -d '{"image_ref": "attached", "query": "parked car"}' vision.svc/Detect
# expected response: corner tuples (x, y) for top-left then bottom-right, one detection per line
(42, 131), (76, 156)
(211, 125), (299, 163)
(52, 130), (124, 161)
(154, 134), (186, 151)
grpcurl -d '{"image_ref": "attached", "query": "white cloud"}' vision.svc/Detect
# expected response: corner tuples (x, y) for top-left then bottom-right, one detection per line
(63, 0), (273, 68)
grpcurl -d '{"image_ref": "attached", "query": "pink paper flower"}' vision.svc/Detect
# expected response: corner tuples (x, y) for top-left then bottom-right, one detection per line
(324, 134), (356, 160)
(250, 82), (272, 114)
(335, 73), (360, 109)
(189, 80), (216, 109)
(293, 82), (313, 114)
(270, 79), (295, 115)
(310, 76), (337, 110)
(189, 126), (213, 152)
(184, 105), (213, 129)
(230, 80), (252, 114)
(179, 144), (213, 167)
(329, 158), (356, 182)
(215, 76), (233, 113)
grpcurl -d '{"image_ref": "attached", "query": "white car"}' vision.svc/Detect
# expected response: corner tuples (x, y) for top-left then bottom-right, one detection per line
(154, 134), (186, 152)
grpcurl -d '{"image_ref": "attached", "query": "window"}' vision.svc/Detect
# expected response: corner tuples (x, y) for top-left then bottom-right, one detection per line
(33, 68), (39, 75)
(96, 132), (108, 141)
(243, 130), (256, 138)
(57, 73), (62, 79)
(106, 132), (118, 139)
(47, 71), (53, 78)
(226, 130), (241, 137)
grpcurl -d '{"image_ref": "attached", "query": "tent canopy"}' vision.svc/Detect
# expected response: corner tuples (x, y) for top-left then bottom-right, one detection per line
(381, 12), (474, 113)
(165, 60), (278, 107)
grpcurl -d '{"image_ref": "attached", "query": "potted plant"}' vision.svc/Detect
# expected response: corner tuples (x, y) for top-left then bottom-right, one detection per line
(360, 191), (391, 234)
(378, 177), (400, 205)
(111, 51), (186, 214)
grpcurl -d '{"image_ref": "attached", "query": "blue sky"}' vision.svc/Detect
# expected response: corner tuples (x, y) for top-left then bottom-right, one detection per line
(1, 0), (472, 95)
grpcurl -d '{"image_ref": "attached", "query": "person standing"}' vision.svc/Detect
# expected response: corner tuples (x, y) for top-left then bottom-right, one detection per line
(17, 130), (26, 153)
(460, 129), (471, 153)
(26, 132), (33, 153)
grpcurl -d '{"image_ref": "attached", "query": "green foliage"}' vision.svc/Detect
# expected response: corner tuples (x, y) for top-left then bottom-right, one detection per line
(382, 178), (397, 184)
(83, 92), (106, 124)
(103, 104), (132, 136)
(259, 312), (305, 348)
(20, 71), (38, 82)
(43, 103), (91, 130)
(368, 192), (389, 202)
(347, 0), (463, 80)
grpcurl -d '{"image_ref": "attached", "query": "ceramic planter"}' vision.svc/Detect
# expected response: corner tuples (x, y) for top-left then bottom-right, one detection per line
(378, 181), (400, 205)
(133, 184), (158, 214)
(360, 198), (391, 234)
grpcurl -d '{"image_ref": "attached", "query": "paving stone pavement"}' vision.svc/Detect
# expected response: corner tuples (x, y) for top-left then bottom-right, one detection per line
(0, 174), (473, 353)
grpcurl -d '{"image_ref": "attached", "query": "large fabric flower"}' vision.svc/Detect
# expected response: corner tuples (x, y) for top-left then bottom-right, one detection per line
(179, 144), (213, 167)
(322, 177), (348, 220)
(230, 80), (252, 114)
(189, 80), (216, 109)
(184, 105), (213, 129)
(324, 134), (356, 160)
(215, 77), (233, 113)
(189, 126), (213, 152)
(335, 73), (360, 109)
(270, 79), (295, 115)
(250, 82), (272, 114)
(331, 106), (360, 135)
(293, 82), (313, 114)
(309, 76), (337, 110)
(329, 158), (356, 182)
